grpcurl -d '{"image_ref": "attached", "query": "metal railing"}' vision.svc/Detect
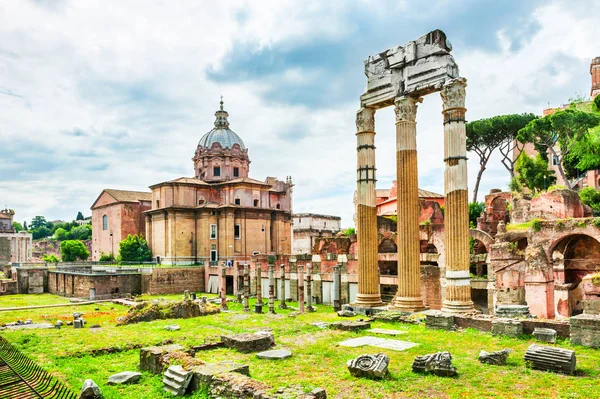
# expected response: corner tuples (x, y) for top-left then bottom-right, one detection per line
(0, 335), (76, 399)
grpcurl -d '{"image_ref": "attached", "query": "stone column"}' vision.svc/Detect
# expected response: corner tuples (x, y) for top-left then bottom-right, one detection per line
(354, 107), (383, 307)
(311, 255), (322, 304)
(220, 265), (228, 311)
(279, 264), (288, 309)
(268, 265), (276, 314)
(298, 265), (305, 313)
(333, 265), (341, 311)
(289, 258), (298, 301)
(440, 78), (475, 314)
(243, 264), (250, 312)
(306, 263), (315, 312)
(255, 263), (263, 313)
(390, 96), (426, 312)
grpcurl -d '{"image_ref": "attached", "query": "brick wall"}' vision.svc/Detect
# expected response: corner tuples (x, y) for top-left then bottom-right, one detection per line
(141, 267), (205, 295)
(49, 272), (141, 298)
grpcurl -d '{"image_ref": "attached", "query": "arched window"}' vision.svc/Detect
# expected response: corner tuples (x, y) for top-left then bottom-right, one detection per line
(276, 203), (281, 209)
(253, 199), (259, 207)
(102, 215), (108, 230)
(235, 198), (241, 205)
(198, 197), (205, 205)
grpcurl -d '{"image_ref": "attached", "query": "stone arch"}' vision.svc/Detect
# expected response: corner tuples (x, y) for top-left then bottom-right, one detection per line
(469, 229), (494, 252)
(549, 233), (600, 316)
(378, 237), (397, 253)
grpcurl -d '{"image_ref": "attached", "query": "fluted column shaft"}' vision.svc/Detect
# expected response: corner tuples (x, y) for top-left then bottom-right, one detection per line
(440, 78), (475, 313)
(390, 96), (425, 311)
(354, 107), (383, 307)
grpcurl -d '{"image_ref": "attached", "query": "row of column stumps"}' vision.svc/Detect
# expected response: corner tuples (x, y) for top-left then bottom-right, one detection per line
(354, 77), (474, 314)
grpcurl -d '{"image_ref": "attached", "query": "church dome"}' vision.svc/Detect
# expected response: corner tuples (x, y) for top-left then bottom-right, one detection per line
(198, 99), (246, 150)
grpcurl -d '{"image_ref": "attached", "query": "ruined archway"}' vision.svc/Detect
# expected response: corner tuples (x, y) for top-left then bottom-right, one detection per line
(551, 234), (600, 316)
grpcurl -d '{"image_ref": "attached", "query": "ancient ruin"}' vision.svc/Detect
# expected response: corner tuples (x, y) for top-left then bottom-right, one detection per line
(355, 29), (474, 313)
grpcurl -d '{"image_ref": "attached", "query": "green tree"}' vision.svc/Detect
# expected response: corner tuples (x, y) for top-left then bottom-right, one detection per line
(579, 187), (600, 213)
(54, 227), (68, 241)
(69, 224), (92, 240)
(30, 216), (48, 230)
(76, 211), (84, 221)
(466, 113), (537, 202)
(12, 222), (23, 232)
(32, 226), (52, 240)
(23, 221), (27, 230)
(593, 94), (600, 113)
(60, 240), (90, 262)
(517, 109), (600, 189)
(118, 234), (152, 263)
(515, 154), (556, 193)
(468, 202), (485, 228)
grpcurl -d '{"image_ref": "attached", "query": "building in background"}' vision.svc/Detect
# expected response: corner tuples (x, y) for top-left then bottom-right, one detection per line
(0, 208), (32, 264)
(144, 100), (293, 264)
(292, 213), (341, 254)
(90, 189), (152, 260)
(375, 180), (444, 217)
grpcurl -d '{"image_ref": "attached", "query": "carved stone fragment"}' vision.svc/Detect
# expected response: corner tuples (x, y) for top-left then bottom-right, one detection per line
(411, 351), (457, 377)
(347, 353), (390, 379)
(478, 349), (511, 366)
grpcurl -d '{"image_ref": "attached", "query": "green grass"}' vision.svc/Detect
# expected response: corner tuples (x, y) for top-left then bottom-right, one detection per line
(1, 293), (599, 399)
(0, 293), (72, 308)
(506, 220), (537, 231)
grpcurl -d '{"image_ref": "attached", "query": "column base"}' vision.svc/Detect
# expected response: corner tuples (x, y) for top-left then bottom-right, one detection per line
(388, 296), (426, 312)
(353, 293), (384, 308)
(441, 300), (477, 314)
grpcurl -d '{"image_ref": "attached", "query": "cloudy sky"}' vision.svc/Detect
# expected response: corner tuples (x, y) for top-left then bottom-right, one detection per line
(1, 0), (599, 227)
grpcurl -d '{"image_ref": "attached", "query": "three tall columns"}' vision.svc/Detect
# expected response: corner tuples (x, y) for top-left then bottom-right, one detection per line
(389, 97), (425, 311)
(440, 78), (475, 313)
(354, 107), (383, 307)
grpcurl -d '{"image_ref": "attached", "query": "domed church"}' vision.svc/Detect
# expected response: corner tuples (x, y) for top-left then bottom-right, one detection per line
(144, 100), (293, 264)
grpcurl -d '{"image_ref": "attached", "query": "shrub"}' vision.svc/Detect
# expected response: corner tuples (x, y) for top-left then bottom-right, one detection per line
(54, 227), (68, 241)
(344, 227), (356, 236)
(532, 219), (542, 232)
(576, 220), (588, 228)
(267, 254), (277, 265)
(42, 254), (60, 263)
(118, 234), (152, 263)
(99, 252), (116, 262)
(60, 240), (90, 262)
(593, 218), (600, 229)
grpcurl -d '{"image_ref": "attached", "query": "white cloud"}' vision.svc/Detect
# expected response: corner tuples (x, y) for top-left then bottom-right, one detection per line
(0, 0), (599, 229)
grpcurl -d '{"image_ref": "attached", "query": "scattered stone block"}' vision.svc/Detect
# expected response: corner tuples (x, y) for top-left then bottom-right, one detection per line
(495, 304), (531, 318)
(6, 323), (54, 331)
(371, 339), (418, 352)
(412, 352), (457, 377)
(339, 336), (387, 348)
(311, 322), (329, 329)
(478, 349), (511, 366)
(79, 379), (102, 399)
(107, 371), (141, 385)
(337, 310), (357, 317)
(163, 365), (193, 396)
(524, 344), (576, 375)
(330, 321), (371, 331)
(582, 299), (600, 315)
(257, 349), (292, 359)
(367, 328), (407, 336)
(425, 311), (455, 331)
(220, 331), (275, 353)
(570, 314), (600, 348)
(491, 319), (523, 338)
(90, 324), (101, 329)
(140, 344), (186, 374)
(533, 328), (557, 344)
(188, 361), (249, 392)
(347, 353), (389, 379)
(74, 319), (84, 329)
(165, 324), (181, 331)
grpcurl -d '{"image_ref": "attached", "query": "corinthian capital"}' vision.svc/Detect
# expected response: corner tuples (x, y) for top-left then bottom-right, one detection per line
(441, 77), (467, 111)
(356, 107), (375, 132)
(394, 96), (421, 123)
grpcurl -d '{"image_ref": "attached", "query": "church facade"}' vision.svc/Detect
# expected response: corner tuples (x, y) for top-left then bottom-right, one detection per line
(145, 100), (293, 264)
